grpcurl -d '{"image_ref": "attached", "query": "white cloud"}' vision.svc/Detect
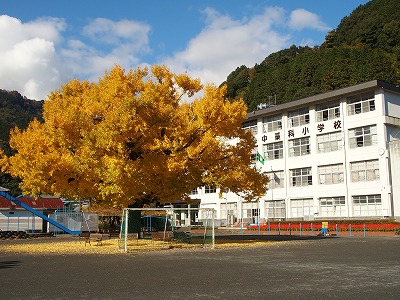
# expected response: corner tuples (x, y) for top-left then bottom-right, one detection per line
(0, 15), (66, 100)
(82, 18), (150, 48)
(64, 18), (151, 82)
(0, 15), (152, 99)
(288, 9), (331, 31)
(0, 15), (65, 51)
(162, 7), (290, 87)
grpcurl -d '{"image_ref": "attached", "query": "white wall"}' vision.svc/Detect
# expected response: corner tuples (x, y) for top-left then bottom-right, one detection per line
(389, 140), (400, 220)
(385, 90), (400, 118)
(0, 211), (42, 231)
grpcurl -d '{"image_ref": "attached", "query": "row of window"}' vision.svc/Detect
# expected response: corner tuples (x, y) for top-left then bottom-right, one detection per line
(219, 195), (382, 219)
(266, 195), (382, 219)
(190, 186), (216, 195)
(262, 124), (377, 161)
(192, 159), (380, 195)
(267, 159), (380, 188)
(253, 93), (375, 133)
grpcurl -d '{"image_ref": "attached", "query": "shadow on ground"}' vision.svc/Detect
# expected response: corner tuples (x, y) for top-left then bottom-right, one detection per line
(0, 260), (21, 269)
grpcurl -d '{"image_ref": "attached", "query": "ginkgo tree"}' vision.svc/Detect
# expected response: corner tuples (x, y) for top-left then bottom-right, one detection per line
(0, 65), (269, 208)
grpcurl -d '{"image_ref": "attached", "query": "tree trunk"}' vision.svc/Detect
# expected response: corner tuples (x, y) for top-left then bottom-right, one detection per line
(127, 202), (143, 237)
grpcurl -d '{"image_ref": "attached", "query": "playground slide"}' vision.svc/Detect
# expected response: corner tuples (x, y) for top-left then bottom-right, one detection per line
(0, 191), (81, 235)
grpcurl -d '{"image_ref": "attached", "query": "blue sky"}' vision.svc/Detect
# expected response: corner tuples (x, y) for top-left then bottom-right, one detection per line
(0, 0), (370, 100)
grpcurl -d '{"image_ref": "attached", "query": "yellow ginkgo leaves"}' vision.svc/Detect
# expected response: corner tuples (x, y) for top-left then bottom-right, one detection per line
(1, 65), (269, 207)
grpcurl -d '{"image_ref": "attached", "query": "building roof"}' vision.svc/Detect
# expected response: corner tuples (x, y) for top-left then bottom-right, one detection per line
(0, 196), (65, 210)
(246, 80), (400, 121)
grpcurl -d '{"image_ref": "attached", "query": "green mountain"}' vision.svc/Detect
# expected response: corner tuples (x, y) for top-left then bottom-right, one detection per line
(0, 89), (43, 195)
(224, 0), (400, 111)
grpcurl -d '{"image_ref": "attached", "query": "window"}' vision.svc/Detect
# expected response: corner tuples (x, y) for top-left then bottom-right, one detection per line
(263, 115), (282, 133)
(349, 125), (377, 148)
(290, 198), (313, 218)
(289, 137), (310, 157)
(353, 194), (382, 216)
(267, 170), (284, 189)
(350, 159), (380, 182)
(264, 142), (283, 160)
(288, 108), (310, 128)
(318, 164), (344, 185)
(250, 148), (257, 164)
(347, 93), (375, 115)
(290, 167), (312, 187)
(204, 186), (216, 194)
(190, 188), (198, 195)
(316, 101), (340, 122)
(221, 203), (237, 225)
(319, 197), (346, 217)
(242, 202), (260, 223)
(265, 200), (285, 219)
(317, 131), (342, 153)
(242, 119), (258, 136)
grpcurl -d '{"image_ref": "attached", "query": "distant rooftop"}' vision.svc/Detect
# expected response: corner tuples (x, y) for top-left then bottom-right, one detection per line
(0, 196), (64, 210)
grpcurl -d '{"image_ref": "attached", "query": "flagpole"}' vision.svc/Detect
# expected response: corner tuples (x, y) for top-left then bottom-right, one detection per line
(271, 167), (273, 203)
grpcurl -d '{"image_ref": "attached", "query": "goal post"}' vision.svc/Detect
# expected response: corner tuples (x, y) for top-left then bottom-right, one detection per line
(119, 207), (215, 253)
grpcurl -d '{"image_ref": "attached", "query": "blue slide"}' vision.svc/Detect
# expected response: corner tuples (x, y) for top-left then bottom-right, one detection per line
(0, 191), (81, 235)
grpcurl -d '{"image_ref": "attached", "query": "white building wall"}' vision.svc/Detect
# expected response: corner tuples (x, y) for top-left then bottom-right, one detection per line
(385, 90), (400, 117)
(0, 211), (42, 231)
(344, 93), (379, 217)
(389, 141), (400, 220)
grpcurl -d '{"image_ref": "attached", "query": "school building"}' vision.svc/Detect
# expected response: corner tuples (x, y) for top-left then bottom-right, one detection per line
(191, 80), (400, 226)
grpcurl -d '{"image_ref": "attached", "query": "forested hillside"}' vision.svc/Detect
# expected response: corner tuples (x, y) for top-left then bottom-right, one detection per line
(224, 0), (400, 111)
(0, 89), (43, 195)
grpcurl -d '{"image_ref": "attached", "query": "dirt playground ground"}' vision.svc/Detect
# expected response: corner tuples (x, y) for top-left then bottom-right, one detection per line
(0, 235), (400, 299)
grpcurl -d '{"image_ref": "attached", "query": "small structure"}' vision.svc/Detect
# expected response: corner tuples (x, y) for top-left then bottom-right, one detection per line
(0, 189), (65, 232)
(0, 188), (98, 234)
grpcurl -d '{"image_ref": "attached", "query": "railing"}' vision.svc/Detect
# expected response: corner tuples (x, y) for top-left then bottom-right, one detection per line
(246, 222), (400, 237)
